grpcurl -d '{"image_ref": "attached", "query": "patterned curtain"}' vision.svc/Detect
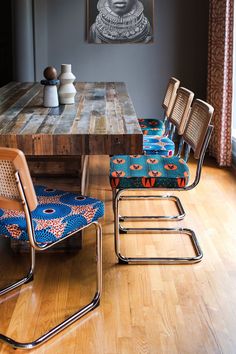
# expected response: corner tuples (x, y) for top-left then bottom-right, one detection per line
(207, 0), (234, 166)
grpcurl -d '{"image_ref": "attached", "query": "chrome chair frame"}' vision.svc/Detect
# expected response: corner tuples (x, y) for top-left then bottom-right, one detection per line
(113, 125), (213, 265)
(118, 194), (186, 223)
(117, 129), (187, 224)
(0, 171), (102, 350)
(137, 87), (194, 221)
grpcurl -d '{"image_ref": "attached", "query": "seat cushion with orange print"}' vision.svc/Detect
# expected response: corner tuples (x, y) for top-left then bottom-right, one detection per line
(0, 186), (104, 244)
(143, 136), (175, 157)
(110, 155), (189, 189)
(138, 118), (165, 136)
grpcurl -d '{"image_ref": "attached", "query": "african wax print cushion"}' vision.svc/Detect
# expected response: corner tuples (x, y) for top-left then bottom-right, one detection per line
(138, 118), (165, 136)
(143, 136), (175, 156)
(0, 186), (104, 244)
(110, 155), (189, 189)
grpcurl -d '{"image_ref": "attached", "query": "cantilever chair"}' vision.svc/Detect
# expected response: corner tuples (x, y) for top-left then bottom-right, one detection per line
(123, 87), (194, 222)
(138, 77), (180, 136)
(0, 147), (104, 350)
(110, 99), (214, 265)
(143, 87), (194, 157)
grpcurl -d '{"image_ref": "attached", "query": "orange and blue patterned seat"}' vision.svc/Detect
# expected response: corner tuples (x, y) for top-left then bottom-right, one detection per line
(0, 185), (104, 244)
(143, 136), (175, 157)
(138, 118), (165, 136)
(110, 155), (189, 189)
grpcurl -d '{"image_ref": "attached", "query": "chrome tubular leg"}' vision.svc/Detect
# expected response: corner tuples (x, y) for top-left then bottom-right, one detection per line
(95, 221), (102, 301)
(0, 221), (102, 350)
(115, 190), (203, 265)
(119, 226), (203, 264)
(114, 191), (122, 260)
(0, 246), (35, 296)
(119, 194), (186, 222)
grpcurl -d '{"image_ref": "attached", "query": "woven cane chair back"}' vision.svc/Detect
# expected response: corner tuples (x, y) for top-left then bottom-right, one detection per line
(162, 77), (180, 118)
(169, 87), (194, 135)
(0, 148), (38, 211)
(183, 99), (214, 159)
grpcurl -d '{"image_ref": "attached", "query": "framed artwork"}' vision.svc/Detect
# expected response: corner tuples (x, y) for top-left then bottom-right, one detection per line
(87, 0), (154, 44)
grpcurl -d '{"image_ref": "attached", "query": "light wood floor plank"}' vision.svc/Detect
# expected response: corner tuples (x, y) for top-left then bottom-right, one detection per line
(0, 156), (236, 353)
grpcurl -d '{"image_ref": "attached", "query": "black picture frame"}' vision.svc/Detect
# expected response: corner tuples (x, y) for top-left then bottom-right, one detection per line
(87, 0), (154, 44)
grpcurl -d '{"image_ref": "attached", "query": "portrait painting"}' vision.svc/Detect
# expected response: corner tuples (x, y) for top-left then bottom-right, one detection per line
(87, 0), (154, 44)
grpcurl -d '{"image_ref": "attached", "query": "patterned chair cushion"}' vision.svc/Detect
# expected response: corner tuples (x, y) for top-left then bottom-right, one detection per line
(0, 186), (104, 244)
(110, 155), (189, 189)
(138, 118), (165, 136)
(143, 136), (175, 157)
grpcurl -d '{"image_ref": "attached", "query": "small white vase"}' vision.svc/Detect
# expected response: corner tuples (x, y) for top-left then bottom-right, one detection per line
(58, 64), (76, 104)
(43, 85), (59, 107)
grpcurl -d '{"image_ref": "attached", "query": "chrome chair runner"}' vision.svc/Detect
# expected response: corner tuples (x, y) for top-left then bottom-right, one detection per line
(0, 147), (104, 349)
(118, 194), (186, 223)
(0, 223), (102, 350)
(110, 99), (214, 264)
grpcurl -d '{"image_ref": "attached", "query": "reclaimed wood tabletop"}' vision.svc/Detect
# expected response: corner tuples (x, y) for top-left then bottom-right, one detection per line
(0, 82), (143, 155)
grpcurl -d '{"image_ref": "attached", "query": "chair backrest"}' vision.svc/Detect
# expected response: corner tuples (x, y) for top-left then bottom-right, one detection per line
(168, 87), (194, 135)
(183, 99), (214, 159)
(0, 148), (38, 211)
(162, 77), (180, 118)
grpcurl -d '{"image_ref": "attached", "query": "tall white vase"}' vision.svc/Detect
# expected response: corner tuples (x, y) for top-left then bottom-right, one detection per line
(58, 64), (76, 104)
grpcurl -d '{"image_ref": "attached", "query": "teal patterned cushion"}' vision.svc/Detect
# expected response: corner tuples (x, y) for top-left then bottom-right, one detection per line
(143, 136), (175, 156)
(138, 118), (165, 136)
(110, 155), (189, 189)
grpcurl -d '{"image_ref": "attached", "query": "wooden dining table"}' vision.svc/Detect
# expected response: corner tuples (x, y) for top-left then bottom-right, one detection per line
(0, 81), (143, 156)
(0, 81), (143, 250)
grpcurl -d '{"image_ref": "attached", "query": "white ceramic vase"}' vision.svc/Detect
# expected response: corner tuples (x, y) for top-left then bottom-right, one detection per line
(58, 64), (76, 104)
(43, 85), (59, 107)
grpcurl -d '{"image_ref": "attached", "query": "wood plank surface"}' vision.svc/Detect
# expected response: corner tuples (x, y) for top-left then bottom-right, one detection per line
(0, 156), (236, 353)
(0, 82), (143, 155)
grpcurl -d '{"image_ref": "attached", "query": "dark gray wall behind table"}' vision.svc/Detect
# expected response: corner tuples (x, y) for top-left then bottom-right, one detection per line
(34, 0), (209, 118)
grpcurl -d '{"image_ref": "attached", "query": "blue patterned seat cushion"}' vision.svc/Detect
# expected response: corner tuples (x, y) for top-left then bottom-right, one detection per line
(143, 136), (175, 157)
(138, 118), (165, 136)
(0, 186), (104, 244)
(110, 155), (189, 189)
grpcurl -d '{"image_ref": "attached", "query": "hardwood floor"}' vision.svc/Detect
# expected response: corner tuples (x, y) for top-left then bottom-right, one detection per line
(0, 155), (236, 353)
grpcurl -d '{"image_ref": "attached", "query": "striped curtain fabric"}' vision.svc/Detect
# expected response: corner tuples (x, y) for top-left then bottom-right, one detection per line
(207, 0), (234, 166)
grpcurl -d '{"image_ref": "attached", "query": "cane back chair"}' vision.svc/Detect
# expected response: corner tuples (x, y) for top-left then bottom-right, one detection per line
(125, 87), (194, 222)
(138, 77), (180, 136)
(143, 86), (194, 157)
(0, 147), (104, 349)
(110, 99), (214, 265)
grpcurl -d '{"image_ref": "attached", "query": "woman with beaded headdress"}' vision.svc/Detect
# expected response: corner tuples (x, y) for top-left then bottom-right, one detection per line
(89, 0), (152, 43)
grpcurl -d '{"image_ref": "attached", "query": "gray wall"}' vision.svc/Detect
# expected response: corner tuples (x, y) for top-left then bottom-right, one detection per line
(12, 0), (35, 81)
(34, 0), (209, 118)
